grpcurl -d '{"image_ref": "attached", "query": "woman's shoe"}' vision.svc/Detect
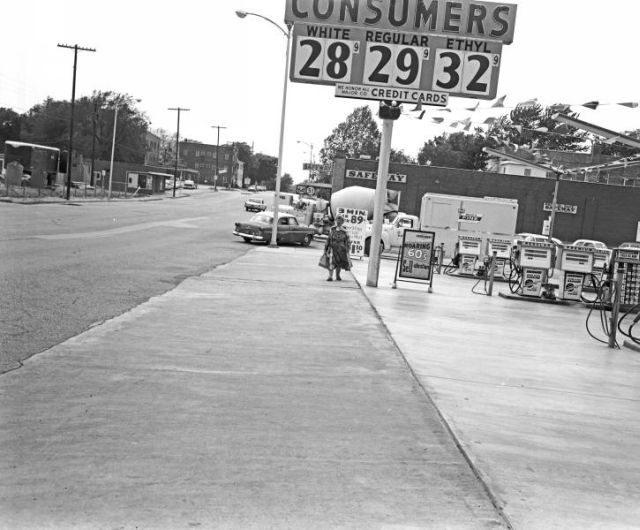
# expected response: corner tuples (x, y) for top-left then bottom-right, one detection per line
(336, 276), (342, 281)
(326, 277), (333, 281)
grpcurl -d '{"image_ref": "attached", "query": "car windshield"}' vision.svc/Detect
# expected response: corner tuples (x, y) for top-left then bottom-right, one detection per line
(251, 213), (272, 223)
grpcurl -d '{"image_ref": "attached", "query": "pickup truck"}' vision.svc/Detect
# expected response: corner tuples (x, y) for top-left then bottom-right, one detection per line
(245, 197), (267, 212)
(364, 213), (419, 255)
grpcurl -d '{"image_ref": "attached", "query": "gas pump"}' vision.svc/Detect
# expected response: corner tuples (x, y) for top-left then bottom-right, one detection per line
(592, 249), (611, 277)
(486, 238), (512, 279)
(557, 246), (594, 301)
(515, 240), (555, 297)
(457, 236), (482, 275)
(612, 247), (640, 307)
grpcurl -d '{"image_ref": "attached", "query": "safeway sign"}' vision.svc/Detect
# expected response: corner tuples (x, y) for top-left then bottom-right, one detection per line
(285, 0), (517, 100)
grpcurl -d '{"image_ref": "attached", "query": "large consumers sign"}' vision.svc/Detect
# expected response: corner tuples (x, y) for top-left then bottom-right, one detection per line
(285, 0), (517, 100)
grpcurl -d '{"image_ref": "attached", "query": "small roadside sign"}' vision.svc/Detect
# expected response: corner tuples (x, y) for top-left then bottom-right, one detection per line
(336, 207), (368, 258)
(394, 229), (435, 291)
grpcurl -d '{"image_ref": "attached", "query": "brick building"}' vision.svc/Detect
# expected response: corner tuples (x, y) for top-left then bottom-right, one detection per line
(331, 156), (640, 247)
(179, 141), (237, 186)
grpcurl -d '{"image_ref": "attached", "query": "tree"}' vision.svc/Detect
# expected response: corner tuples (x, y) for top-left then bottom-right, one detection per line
(487, 104), (588, 152)
(0, 107), (22, 146)
(318, 106), (381, 177)
(253, 153), (278, 189)
(390, 148), (416, 164)
(417, 131), (489, 170)
(594, 129), (640, 158)
(19, 91), (149, 164)
(280, 173), (293, 193)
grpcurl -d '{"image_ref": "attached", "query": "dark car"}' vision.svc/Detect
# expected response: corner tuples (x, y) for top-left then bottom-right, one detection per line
(244, 197), (267, 212)
(234, 212), (315, 246)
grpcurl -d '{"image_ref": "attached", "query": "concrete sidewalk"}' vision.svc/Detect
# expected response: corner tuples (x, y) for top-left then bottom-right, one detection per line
(1, 246), (508, 529)
(350, 256), (640, 530)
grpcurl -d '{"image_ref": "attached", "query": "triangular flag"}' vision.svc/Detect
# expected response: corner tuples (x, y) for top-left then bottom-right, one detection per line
(465, 102), (479, 112)
(534, 126), (549, 132)
(483, 117), (496, 124)
(516, 98), (538, 108)
(431, 117), (444, 124)
(513, 125), (523, 133)
(450, 121), (459, 128)
(437, 108), (452, 112)
(550, 104), (571, 113)
(463, 123), (472, 131)
(411, 102), (423, 112)
(618, 102), (638, 108)
(491, 95), (506, 107)
(582, 101), (599, 110)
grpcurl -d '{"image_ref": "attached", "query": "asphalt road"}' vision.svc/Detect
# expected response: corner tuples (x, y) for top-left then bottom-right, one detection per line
(0, 188), (281, 372)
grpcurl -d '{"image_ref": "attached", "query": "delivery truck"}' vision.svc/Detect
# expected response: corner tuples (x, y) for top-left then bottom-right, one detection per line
(362, 192), (518, 257)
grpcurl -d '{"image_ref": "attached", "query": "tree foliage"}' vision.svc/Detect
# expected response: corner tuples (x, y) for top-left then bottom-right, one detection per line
(0, 107), (22, 146)
(417, 131), (488, 169)
(319, 106), (380, 170)
(8, 91), (149, 164)
(487, 104), (588, 152)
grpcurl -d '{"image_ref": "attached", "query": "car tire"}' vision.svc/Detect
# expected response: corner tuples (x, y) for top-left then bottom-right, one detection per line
(243, 237), (252, 243)
(302, 234), (312, 247)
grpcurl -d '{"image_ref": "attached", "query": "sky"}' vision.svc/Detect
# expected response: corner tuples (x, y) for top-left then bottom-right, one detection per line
(2, 0), (640, 184)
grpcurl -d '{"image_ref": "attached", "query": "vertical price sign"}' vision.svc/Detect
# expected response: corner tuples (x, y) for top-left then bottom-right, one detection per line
(336, 207), (368, 258)
(394, 229), (436, 289)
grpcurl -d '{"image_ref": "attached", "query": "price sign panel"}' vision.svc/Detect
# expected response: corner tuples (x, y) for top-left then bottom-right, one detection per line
(397, 229), (435, 283)
(336, 207), (368, 258)
(290, 24), (503, 100)
(286, 0), (516, 101)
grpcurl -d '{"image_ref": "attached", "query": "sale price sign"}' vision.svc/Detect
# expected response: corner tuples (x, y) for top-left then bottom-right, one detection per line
(336, 207), (368, 258)
(397, 229), (435, 282)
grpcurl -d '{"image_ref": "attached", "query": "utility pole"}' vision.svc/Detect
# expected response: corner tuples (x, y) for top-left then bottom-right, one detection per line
(168, 107), (190, 198)
(211, 125), (226, 191)
(90, 99), (98, 187)
(57, 43), (96, 200)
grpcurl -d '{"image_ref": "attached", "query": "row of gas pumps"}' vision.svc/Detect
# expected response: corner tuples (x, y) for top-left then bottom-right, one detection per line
(440, 234), (640, 349)
(447, 234), (640, 306)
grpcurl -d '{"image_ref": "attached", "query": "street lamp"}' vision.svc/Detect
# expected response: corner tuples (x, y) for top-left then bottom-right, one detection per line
(236, 9), (292, 247)
(297, 140), (314, 181)
(108, 98), (141, 199)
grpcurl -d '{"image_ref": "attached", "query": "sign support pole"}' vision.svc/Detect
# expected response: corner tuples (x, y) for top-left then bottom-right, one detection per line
(366, 118), (394, 287)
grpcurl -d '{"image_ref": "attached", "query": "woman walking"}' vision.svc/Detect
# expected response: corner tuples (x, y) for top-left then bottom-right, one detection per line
(324, 216), (351, 281)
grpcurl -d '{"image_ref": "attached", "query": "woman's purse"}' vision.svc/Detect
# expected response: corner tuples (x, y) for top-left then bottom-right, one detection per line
(318, 251), (329, 269)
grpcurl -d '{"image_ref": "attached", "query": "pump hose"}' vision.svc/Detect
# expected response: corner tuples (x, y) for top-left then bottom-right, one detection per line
(507, 257), (522, 294)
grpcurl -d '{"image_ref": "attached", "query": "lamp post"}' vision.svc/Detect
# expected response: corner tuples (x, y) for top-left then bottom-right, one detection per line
(236, 9), (292, 247)
(211, 125), (226, 191)
(297, 140), (314, 181)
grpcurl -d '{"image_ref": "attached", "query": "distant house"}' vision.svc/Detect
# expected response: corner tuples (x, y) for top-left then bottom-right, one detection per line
(486, 146), (640, 187)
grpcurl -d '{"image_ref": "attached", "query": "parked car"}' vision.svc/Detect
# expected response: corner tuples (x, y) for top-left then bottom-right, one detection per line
(247, 185), (257, 192)
(618, 241), (640, 249)
(514, 233), (562, 246)
(183, 179), (196, 189)
(572, 239), (612, 269)
(72, 181), (94, 190)
(245, 197), (267, 212)
(234, 212), (315, 246)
